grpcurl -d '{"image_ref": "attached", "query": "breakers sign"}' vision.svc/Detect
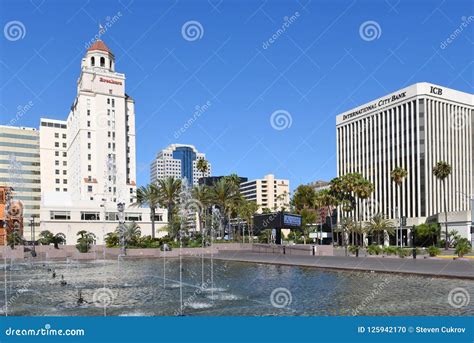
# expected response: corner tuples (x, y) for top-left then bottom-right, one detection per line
(99, 77), (122, 86)
(343, 91), (407, 121)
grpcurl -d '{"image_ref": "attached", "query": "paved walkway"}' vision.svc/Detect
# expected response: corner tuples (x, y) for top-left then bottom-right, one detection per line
(207, 251), (474, 279)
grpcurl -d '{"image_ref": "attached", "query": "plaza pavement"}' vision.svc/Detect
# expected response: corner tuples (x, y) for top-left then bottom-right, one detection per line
(207, 251), (474, 279)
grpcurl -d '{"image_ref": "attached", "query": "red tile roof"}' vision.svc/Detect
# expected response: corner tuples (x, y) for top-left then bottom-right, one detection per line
(87, 40), (113, 54)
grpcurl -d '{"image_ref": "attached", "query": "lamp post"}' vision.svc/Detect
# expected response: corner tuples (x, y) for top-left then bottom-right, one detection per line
(29, 216), (36, 257)
(117, 202), (125, 256)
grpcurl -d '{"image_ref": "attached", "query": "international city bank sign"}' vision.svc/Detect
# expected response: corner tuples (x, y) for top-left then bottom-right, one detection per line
(342, 85), (444, 121)
(99, 77), (122, 86)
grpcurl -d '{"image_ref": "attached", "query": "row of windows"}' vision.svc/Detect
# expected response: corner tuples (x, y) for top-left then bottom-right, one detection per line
(49, 211), (163, 222)
(0, 141), (38, 149)
(0, 151), (39, 158)
(41, 122), (66, 129)
(0, 133), (39, 141)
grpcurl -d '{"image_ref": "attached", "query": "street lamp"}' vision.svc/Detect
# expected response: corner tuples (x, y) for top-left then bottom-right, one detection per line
(29, 216), (36, 257)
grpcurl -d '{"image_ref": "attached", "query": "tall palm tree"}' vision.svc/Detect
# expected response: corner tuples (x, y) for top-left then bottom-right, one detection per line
(157, 177), (182, 227)
(134, 183), (160, 239)
(318, 189), (338, 246)
(335, 217), (356, 256)
(391, 167), (408, 247)
(365, 213), (395, 245)
(192, 184), (211, 234)
(238, 200), (259, 242)
(211, 178), (240, 238)
(433, 161), (452, 250)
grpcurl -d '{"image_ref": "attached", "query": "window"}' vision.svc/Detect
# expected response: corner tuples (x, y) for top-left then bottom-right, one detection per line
(87, 121), (90, 127)
(154, 214), (163, 222)
(63, 170), (67, 175)
(125, 213), (142, 221)
(88, 165), (91, 171)
(107, 98), (110, 105)
(55, 160), (59, 165)
(105, 212), (119, 221)
(62, 143), (66, 148)
(54, 133), (59, 138)
(100, 57), (105, 67)
(109, 89), (112, 94)
(55, 188), (60, 192)
(55, 142), (59, 147)
(87, 110), (90, 116)
(63, 179), (67, 184)
(87, 185), (93, 192)
(81, 212), (100, 220)
(111, 99), (115, 108)
(55, 151), (59, 156)
(50, 211), (71, 220)
(62, 134), (66, 139)
(87, 132), (91, 138)
(63, 152), (67, 157)
(88, 143), (91, 149)
(91, 57), (95, 66)
(88, 154), (91, 160)
(55, 179), (60, 184)
(63, 188), (67, 192)
(63, 161), (67, 166)
(55, 170), (59, 174)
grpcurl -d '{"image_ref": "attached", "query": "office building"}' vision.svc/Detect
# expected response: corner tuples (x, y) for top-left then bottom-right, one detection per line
(240, 174), (290, 213)
(336, 82), (473, 241)
(0, 126), (41, 236)
(150, 144), (211, 186)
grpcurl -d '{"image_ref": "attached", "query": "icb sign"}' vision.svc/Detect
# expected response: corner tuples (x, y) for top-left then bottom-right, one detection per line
(283, 214), (301, 227)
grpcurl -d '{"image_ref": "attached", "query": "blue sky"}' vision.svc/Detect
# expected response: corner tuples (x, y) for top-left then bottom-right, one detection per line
(0, 0), (472, 191)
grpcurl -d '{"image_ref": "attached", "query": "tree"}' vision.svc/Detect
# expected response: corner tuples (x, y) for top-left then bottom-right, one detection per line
(318, 189), (338, 246)
(196, 158), (209, 175)
(76, 230), (96, 253)
(238, 200), (260, 242)
(157, 177), (182, 227)
(211, 177), (241, 238)
(365, 213), (395, 245)
(413, 223), (440, 247)
(292, 185), (316, 212)
(119, 222), (141, 247)
(300, 207), (317, 244)
(433, 161), (452, 250)
(191, 184), (211, 234)
(335, 217), (356, 256)
(454, 238), (471, 257)
(104, 231), (120, 248)
(390, 167), (408, 247)
(38, 230), (66, 249)
(7, 224), (23, 249)
(134, 184), (160, 239)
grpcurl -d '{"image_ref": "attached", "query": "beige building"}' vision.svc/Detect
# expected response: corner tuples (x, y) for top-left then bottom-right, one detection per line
(39, 118), (68, 194)
(240, 174), (290, 213)
(0, 125), (41, 236)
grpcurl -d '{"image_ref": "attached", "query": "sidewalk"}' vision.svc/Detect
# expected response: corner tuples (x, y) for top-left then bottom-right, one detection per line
(208, 251), (474, 279)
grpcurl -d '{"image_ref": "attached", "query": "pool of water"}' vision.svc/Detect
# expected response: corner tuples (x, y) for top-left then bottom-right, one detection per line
(0, 257), (473, 316)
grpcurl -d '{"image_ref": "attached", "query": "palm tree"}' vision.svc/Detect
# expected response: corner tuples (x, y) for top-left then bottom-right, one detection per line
(335, 217), (356, 256)
(318, 189), (338, 246)
(211, 178), (241, 238)
(300, 207), (317, 244)
(157, 177), (182, 227)
(433, 161), (452, 250)
(119, 222), (141, 247)
(192, 184), (211, 234)
(76, 230), (96, 253)
(134, 184), (160, 239)
(365, 213), (395, 245)
(390, 167), (408, 247)
(196, 158), (209, 175)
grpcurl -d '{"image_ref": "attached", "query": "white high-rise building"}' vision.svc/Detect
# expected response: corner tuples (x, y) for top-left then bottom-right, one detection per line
(38, 40), (166, 243)
(240, 174), (290, 213)
(336, 82), (473, 242)
(150, 144), (211, 186)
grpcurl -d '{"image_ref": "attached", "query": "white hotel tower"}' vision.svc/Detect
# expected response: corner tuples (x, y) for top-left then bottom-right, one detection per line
(39, 40), (167, 242)
(336, 83), (473, 242)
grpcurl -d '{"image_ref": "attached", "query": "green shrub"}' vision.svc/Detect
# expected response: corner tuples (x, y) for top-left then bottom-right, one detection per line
(348, 245), (359, 255)
(396, 247), (411, 258)
(367, 244), (382, 255)
(455, 238), (471, 257)
(382, 246), (397, 255)
(427, 245), (441, 257)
